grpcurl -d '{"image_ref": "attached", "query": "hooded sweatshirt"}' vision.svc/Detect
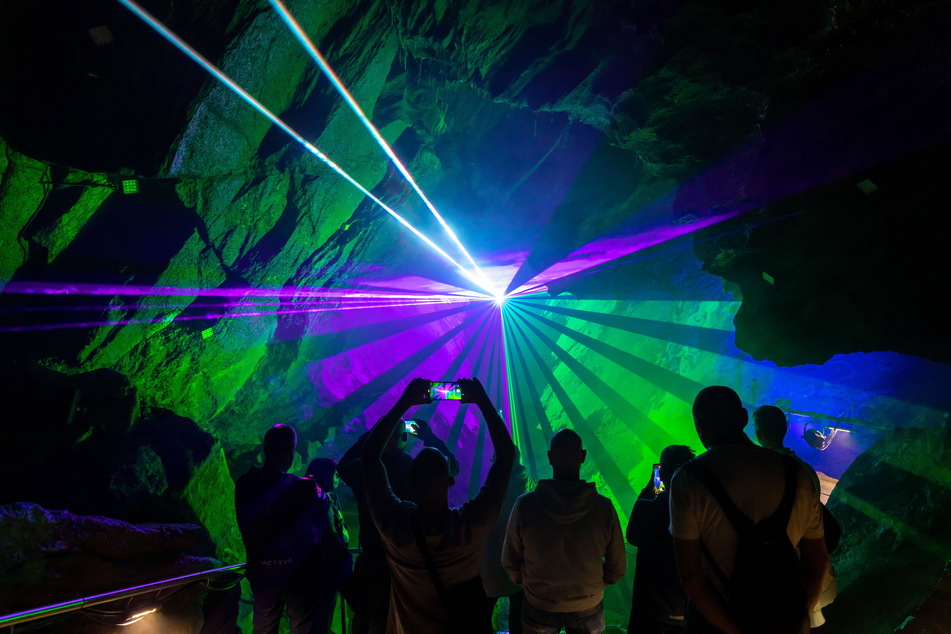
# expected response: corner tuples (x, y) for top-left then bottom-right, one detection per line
(501, 478), (626, 613)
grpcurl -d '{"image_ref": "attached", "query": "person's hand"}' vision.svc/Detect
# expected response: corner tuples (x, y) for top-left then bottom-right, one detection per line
(410, 418), (435, 440)
(399, 378), (432, 407)
(458, 377), (489, 405)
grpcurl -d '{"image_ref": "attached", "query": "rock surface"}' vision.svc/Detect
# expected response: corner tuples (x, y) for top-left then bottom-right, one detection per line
(0, 503), (224, 622)
(2, 0), (951, 631)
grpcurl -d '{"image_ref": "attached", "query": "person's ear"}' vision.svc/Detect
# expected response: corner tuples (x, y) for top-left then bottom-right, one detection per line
(547, 450), (553, 466)
(448, 476), (455, 488)
(580, 449), (587, 464)
(740, 408), (749, 425)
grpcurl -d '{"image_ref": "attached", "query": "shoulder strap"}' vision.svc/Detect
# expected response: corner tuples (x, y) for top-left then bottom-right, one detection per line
(684, 455), (799, 536)
(682, 458), (754, 538)
(411, 512), (448, 603)
(683, 455), (799, 590)
(683, 459), (739, 589)
(773, 456), (800, 528)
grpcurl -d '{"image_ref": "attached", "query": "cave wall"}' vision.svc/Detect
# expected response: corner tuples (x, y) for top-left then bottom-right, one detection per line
(2, 0), (951, 630)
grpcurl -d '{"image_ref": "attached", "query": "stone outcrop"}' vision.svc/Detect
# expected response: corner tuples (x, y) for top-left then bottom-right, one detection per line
(2, 0), (951, 630)
(823, 424), (951, 632)
(0, 503), (225, 624)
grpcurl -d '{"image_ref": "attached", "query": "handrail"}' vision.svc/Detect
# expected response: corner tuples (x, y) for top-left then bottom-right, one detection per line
(0, 563), (245, 629)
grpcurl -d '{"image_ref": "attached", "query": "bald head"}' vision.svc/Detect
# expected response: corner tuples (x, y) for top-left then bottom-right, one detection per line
(548, 428), (586, 480)
(692, 386), (749, 447)
(262, 424), (297, 472)
(753, 405), (788, 449)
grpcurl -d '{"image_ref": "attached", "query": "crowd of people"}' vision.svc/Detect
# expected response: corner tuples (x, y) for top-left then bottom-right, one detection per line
(234, 380), (834, 634)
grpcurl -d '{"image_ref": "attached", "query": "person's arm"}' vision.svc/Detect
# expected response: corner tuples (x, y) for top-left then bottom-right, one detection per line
(626, 498), (655, 546)
(674, 538), (742, 634)
(337, 429), (370, 488)
(627, 465), (658, 544)
(603, 504), (627, 585)
(501, 498), (524, 584)
(410, 418), (462, 477)
(799, 536), (829, 610)
(360, 378), (431, 521)
(797, 465), (828, 610)
(459, 378), (515, 491)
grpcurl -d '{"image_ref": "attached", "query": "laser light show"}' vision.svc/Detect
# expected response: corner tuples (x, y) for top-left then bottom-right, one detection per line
(2, 0), (951, 632)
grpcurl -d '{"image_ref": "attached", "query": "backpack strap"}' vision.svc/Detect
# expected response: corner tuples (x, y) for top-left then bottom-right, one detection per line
(683, 455), (800, 586)
(684, 455), (799, 536)
(773, 456), (800, 528)
(410, 512), (449, 604)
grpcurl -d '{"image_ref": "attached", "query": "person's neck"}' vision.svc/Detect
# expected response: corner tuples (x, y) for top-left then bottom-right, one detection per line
(552, 470), (582, 481)
(261, 460), (288, 474)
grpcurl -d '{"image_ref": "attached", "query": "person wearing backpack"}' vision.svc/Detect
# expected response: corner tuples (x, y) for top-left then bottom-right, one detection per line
(669, 386), (828, 634)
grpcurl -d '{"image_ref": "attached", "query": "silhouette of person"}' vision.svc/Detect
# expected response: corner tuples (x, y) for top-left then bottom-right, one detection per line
(752, 405), (821, 494)
(752, 405), (839, 628)
(360, 377), (515, 634)
(669, 387), (827, 634)
(337, 412), (460, 633)
(628, 445), (695, 633)
(502, 428), (626, 634)
(305, 457), (352, 634)
(234, 424), (329, 634)
(481, 446), (533, 634)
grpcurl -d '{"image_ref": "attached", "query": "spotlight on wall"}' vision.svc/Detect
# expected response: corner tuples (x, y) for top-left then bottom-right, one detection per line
(802, 420), (854, 451)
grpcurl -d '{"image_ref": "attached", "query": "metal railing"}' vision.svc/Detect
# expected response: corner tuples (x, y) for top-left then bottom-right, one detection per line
(0, 563), (245, 630)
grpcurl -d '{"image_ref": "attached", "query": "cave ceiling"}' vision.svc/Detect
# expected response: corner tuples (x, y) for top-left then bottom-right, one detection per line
(2, 0), (951, 487)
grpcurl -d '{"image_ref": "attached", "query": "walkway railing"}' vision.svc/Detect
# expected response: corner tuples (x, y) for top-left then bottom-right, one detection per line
(0, 563), (245, 631)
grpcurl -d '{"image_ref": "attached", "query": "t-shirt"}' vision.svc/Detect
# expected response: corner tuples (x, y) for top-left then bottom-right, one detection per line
(669, 444), (823, 591)
(365, 461), (508, 634)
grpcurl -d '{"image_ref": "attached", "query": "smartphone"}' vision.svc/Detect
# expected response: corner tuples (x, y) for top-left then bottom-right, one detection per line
(429, 381), (462, 400)
(403, 420), (416, 434)
(652, 464), (664, 495)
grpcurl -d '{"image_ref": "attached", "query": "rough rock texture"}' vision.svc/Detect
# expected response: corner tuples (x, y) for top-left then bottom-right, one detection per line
(896, 564), (951, 633)
(0, 363), (244, 565)
(823, 424), (951, 632)
(0, 503), (219, 617)
(2, 0), (951, 630)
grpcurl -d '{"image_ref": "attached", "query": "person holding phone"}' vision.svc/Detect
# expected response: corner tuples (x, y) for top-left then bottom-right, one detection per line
(360, 377), (515, 634)
(337, 406), (460, 634)
(627, 445), (696, 634)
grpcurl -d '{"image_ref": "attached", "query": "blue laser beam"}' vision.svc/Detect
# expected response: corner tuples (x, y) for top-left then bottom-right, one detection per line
(267, 0), (497, 295)
(115, 0), (497, 297)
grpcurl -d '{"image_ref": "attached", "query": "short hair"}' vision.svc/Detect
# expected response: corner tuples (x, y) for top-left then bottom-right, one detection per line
(263, 424), (297, 460)
(692, 386), (747, 436)
(550, 428), (583, 453)
(409, 447), (450, 494)
(306, 457), (338, 490)
(659, 444), (695, 483)
(753, 405), (788, 446)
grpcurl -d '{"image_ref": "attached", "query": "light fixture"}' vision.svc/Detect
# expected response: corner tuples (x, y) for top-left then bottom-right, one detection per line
(802, 420), (853, 450)
(117, 607), (157, 626)
(120, 179), (139, 195)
